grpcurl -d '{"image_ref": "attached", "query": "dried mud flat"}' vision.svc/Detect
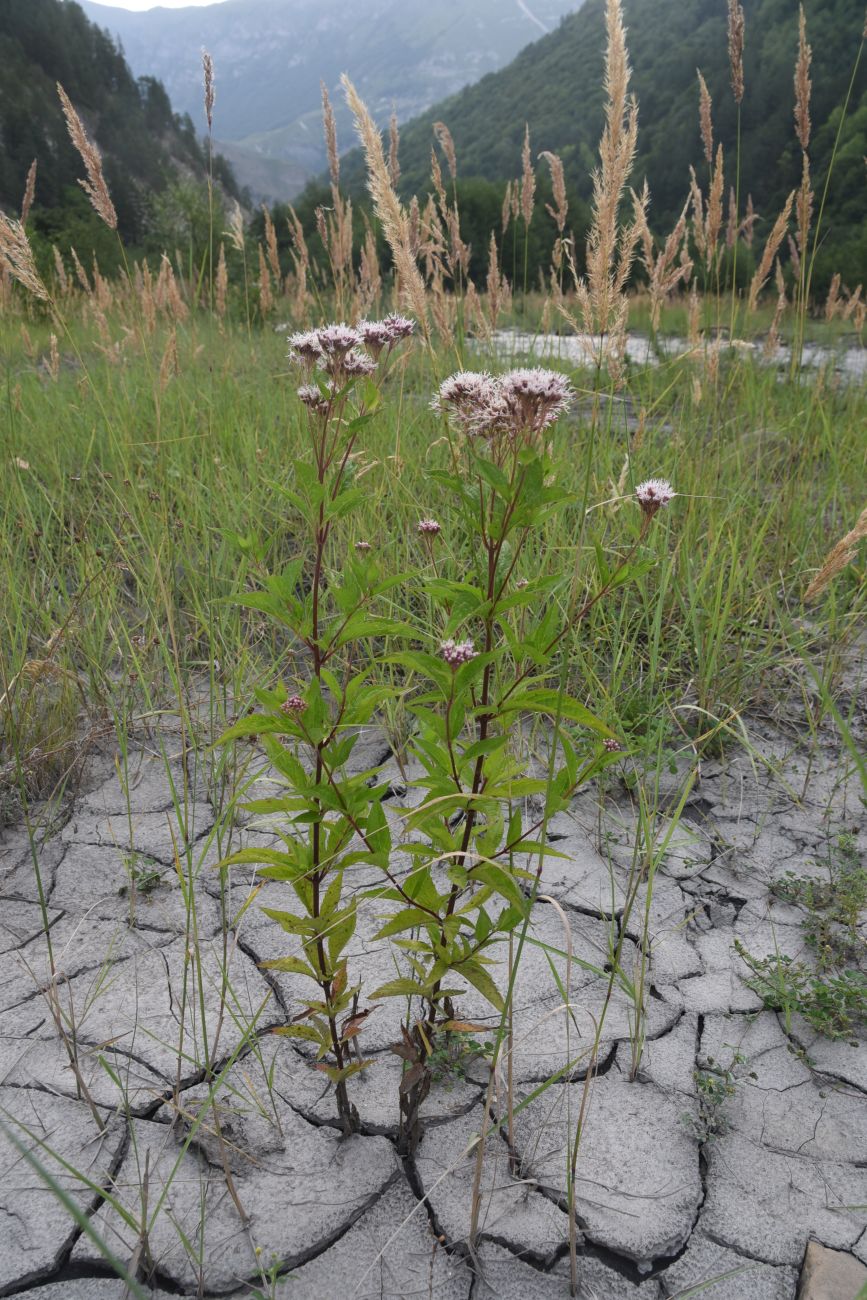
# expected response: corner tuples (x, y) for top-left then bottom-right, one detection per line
(2, 652), (866, 1299)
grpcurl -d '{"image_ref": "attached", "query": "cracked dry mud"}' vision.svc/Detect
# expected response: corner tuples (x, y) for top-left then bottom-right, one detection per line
(1, 685), (866, 1299)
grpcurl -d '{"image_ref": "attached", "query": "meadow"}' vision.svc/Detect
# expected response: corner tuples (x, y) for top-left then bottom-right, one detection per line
(0, 2), (866, 1297)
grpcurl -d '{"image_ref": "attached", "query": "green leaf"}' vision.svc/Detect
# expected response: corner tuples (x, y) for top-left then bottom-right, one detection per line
(259, 956), (314, 977)
(455, 959), (504, 1011)
(273, 1024), (327, 1045)
(370, 977), (428, 1000)
(497, 689), (613, 736)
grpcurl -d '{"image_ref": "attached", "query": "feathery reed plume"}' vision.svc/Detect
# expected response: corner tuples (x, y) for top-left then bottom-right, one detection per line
(501, 179), (513, 234)
(794, 6), (812, 152)
(748, 190), (795, 311)
(70, 246), (91, 294)
(46, 333), (60, 382)
(20, 159), (37, 226)
(727, 0), (745, 104)
(804, 505), (867, 600)
(764, 260), (787, 357)
(825, 271), (842, 321)
(433, 122), (457, 181)
(521, 124), (535, 225)
(52, 245), (68, 294)
(561, 0), (639, 380)
(635, 191), (692, 330)
(705, 143), (725, 268)
(688, 167), (707, 264)
(158, 328), (179, 391)
(215, 242), (228, 318)
(743, 193), (757, 248)
(202, 49), (215, 131)
(408, 195), (421, 256)
(697, 71), (713, 167)
(257, 243), (273, 316)
(430, 146), (447, 209)
(263, 205), (281, 283)
(0, 213), (49, 299)
(358, 215), (382, 313)
(687, 279), (701, 346)
(225, 201), (245, 253)
(140, 259), (157, 333)
(725, 185), (737, 248)
(794, 7), (813, 259)
(485, 230), (511, 330)
(388, 109), (401, 187)
(540, 150), (567, 234)
(56, 83), (117, 229)
(321, 83), (340, 190)
(286, 204), (310, 311)
(342, 74), (429, 341)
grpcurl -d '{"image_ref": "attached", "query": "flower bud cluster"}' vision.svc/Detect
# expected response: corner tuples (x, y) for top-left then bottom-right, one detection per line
(440, 638), (477, 667)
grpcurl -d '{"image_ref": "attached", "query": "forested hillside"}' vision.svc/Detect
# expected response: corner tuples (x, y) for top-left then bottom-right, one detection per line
(0, 0), (239, 267)
(341, 0), (866, 287)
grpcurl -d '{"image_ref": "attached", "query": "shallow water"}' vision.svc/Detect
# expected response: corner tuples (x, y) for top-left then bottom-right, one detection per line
(488, 327), (867, 379)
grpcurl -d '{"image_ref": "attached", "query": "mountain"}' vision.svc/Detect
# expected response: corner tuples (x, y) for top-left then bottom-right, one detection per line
(0, 0), (240, 265)
(347, 0), (866, 284)
(80, 0), (583, 199)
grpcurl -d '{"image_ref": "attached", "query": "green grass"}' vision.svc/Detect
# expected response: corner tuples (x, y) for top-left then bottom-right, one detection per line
(2, 300), (864, 798)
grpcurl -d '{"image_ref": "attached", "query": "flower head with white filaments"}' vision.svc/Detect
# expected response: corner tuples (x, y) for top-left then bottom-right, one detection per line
(288, 331), (322, 367)
(417, 518), (441, 536)
(635, 479), (675, 515)
(433, 367), (574, 438)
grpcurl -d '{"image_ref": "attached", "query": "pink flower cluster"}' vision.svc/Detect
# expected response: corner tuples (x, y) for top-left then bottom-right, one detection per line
(635, 479), (675, 515)
(417, 518), (441, 536)
(281, 694), (305, 714)
(288, 316), (415, 391)
(440, 638), (477, 667)
(433, 367), (574, 438)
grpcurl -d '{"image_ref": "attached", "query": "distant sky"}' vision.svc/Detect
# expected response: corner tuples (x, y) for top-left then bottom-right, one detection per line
(91, 0), (230, 9)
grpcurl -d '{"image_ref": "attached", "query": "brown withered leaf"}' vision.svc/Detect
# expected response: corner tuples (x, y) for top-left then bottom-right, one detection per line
(399, 1062), (425, 1094)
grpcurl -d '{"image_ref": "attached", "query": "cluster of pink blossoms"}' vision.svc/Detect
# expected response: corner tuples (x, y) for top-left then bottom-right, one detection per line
(440, 638), (477, 667)
(433, 367), (574, 438)
(635, 479), (675, 515)
(288, 315), (414, 396)
(417, 518), (442, 536)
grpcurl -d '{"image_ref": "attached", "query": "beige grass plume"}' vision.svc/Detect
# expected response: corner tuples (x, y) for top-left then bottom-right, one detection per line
(433, 122), (457, 182)
(561, 0), (640, 380)
(202, 49), (215, 132)
(540, 150), (567, 234)
(20, 159), (37, 226)
(388, 110), (401, 187)
(794, 6), (813, 259)
(804, 505), (867, 600)
(697, 72), (713, 168)
(57, 83), (117, 229)
(748, 191), (794, 311)
(521, 124), (535, 225)
(342, 74), (429, 342)
(727, 0), (745, 104)
(0, 213), (49, 300)
(321, 83), (340, 191)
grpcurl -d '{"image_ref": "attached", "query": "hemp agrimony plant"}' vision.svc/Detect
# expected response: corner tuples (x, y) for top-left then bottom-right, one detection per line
(220, 331), (675, 1146)
(218, 316), (415, 1134)
(376, 371), (675, 1152)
